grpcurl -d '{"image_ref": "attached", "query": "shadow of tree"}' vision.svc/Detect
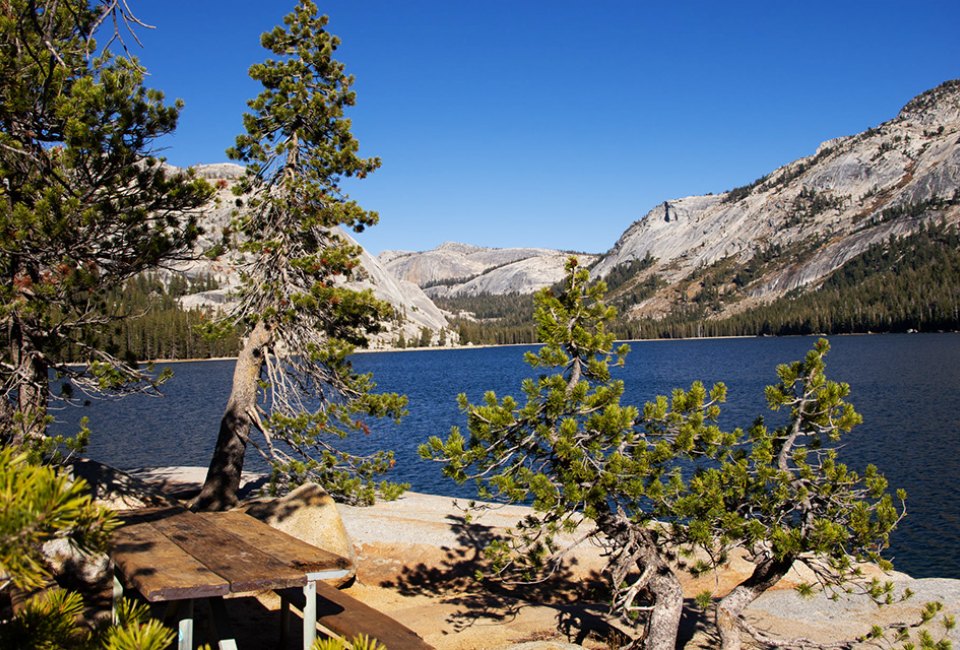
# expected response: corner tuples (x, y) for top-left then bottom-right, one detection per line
(69, 459), (175, 508)
(677, 599), (716, 648)
(379, 513), (625, 644)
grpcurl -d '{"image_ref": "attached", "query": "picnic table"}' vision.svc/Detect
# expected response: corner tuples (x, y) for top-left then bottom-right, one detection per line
(109, 505), (352, 650)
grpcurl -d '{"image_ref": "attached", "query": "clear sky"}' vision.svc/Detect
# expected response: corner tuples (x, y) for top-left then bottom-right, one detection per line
(126, 1), (960, 256)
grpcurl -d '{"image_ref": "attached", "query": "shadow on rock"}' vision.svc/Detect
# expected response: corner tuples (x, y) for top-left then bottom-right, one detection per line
(380, 514), (620, 643)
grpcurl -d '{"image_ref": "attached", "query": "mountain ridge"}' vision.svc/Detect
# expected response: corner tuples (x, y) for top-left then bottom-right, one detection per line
(379, 243), (599, 298)
(594, 80), (959, 314)
(175, 79), (960, 343)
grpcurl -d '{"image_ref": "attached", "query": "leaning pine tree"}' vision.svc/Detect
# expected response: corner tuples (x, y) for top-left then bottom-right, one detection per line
(192, 1), (406, 511)
(421, 259), (734, 649)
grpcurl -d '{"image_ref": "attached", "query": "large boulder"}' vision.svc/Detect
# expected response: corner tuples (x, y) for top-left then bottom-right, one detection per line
(240, 483), (357, 587)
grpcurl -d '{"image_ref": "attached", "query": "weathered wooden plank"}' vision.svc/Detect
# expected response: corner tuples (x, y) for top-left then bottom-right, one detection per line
(147, 510), (308, 592)
(197, 511), (351, 576)
(110, 521), (229, 601)
(278, 582), (434, 650)
(115, 505), (185, 523)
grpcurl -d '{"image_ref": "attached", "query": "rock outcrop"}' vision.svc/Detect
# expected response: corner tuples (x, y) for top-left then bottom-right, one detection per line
(171, 163), (451, 344)
(381, 242), (599, 298)
(592, 79), (960, 318)
(241, 483), (357, 587)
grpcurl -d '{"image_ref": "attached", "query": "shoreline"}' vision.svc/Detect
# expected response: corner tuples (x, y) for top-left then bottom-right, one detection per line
(142, 330), (959, 364)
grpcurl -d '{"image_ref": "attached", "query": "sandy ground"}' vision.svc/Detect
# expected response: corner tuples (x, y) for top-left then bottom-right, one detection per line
(106, 466), (960, 650)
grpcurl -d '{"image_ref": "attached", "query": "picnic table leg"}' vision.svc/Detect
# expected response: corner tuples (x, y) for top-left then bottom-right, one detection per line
(111, 568), (123, 625)
(302, 579), (317, 650)
(178, 599), (194, 650)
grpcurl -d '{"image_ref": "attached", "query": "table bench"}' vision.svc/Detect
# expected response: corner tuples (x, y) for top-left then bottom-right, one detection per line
(277, 581), (434, 650)
(109, 505), (352, 649)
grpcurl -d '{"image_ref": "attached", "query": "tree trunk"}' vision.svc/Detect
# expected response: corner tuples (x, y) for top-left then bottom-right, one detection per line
(716, 553), (794, 650)
(191, 320), (271, 511)
(9, 321), (49, 447)
(599, 513), (683, 650)
(635, 528), (684, 650)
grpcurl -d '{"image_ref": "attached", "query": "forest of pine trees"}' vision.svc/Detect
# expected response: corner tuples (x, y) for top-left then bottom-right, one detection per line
(622, 221), (960, 339)
(75, 274), (241, 362)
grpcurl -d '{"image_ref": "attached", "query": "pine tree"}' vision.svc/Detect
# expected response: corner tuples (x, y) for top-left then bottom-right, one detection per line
(421, 259), (732, 648)
(0, 0), (212, 447)
(192, 1), (406, 510)
(424, 264), (916, 648)
(667, 339), (907, 649)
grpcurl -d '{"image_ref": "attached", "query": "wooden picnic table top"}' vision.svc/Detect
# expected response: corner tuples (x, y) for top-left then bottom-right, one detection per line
(110, 505), (352, 603)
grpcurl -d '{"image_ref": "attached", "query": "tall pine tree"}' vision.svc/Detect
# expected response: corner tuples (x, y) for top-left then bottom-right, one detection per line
(192, 1), (406, 510)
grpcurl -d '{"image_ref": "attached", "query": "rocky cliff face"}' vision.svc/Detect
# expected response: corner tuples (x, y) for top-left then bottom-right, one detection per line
(175, 163), (450, 345)
(593, 79), (960, 318)
(380, 242), (599, 298)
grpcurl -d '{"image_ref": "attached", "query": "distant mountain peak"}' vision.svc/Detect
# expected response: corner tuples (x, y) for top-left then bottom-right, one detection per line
(380, 243), (598, 298)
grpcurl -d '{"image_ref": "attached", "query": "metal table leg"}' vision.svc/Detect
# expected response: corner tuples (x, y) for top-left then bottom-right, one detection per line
(302, 580), (317, 650)
(177, 599), (194, 650)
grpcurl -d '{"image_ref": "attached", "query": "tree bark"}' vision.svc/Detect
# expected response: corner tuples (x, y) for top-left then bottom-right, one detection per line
(716, 553), (794, 650)
(9, 320), (49, 447)
(599, 513), (683, 650)
(191, 320), (271, 511)
(635, 528), (684, 650)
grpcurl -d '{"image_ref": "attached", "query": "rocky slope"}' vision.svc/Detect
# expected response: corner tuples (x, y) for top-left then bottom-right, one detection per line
(175, 163), (450, 345)
(179, 80), (960, 333)
(380, 242), (599, 298)
(593, 79), (960, 318)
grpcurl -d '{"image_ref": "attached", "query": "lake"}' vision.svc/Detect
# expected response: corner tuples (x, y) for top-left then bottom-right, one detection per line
(54, 333), (960, 580)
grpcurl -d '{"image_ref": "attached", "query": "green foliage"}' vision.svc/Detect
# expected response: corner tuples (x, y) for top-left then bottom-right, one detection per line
(0, 0), (213, 443)
(659, 338), (911, 649)
(77, 273), (240, 362)
(723, 173), (770, 204)
(438, 292), (539, 346)
(0, 447), (115, 590)
(200, 0), (406, 506)
(426, 262), (911, 646)
(857, 600), (955, 650)
(2, 591), (174, 650)
(99, 598), (175, 650)
(0, 446), (174, 649)
(786, 186), (846, 226)
(673, 339), (904, 579)
(312, 633), (387, 650)
(417, 326), (432, 347)
(422, 259), (727, 639)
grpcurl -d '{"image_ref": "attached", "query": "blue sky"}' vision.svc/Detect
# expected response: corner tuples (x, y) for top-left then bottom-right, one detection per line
(128, 1), (960, 256)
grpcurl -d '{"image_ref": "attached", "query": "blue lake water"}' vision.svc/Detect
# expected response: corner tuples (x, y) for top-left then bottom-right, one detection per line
(54, 333), (960, 579)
